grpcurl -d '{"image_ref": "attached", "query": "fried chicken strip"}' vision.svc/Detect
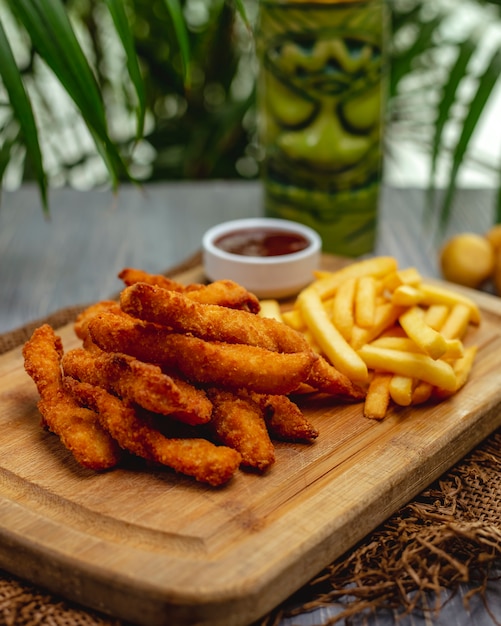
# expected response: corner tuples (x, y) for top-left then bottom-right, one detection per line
(65, 378), (241, 486)
(22, 325), (122, 470)
(74, 300), (123, 341)
(88, 312), (316, 394)
(207, 389), (275, 471)
(62, 348), (212, 425)
(120, 282), (311, 354)
(252, 393), (319, 442)
(305, 355), (367, 400)
(118, 268), (260, 312)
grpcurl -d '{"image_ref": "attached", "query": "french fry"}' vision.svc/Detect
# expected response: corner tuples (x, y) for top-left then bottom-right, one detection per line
(258, 299), (283, 321)
(382, 267), (422, 291)
(389, 374), (414, 407)
(296, 287), (369, 382)
(355, 276), (377, 328)
(439, 303), (471, 340)
(391, 284), (423, 307)
(332, 276), (356, 341)
(281, 308), (306, 331)
(419, 283), (481, 325)
(398, 306), (448, 359)
(433, 346), (478, 399)
(411, 380), (433, 405)
(364, 372), (392, 419)
(370, 336), (463, 360)
(357, 344), (457, 391)
(424, 304), (449, 331)
(370, 337), (421, 352)
(350, 301), (406, 350)
(292, 256), (480, 420)
(312, 256), (398, 299)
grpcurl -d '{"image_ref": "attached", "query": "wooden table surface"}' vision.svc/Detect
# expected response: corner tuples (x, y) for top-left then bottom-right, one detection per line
(0, 181), (500, 626)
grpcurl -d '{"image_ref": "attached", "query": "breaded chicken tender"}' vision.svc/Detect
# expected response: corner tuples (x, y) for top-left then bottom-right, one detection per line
(74, 300), (123, 341)
(120, 282), (312, 354)
(207, 389), (275, 471)
(62, 348), (212, 425)
(118, 268), (187, 291)
(118, 268), (260, 312)
(65, 378), (241, 486)
(22, 325), (122, 470)
(306, 356), (367, 400)
(252, 393), (319, 442)
(88, 312), (316, 395)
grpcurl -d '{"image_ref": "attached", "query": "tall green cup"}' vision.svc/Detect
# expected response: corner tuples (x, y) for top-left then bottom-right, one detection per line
(256, 0), (386, 257)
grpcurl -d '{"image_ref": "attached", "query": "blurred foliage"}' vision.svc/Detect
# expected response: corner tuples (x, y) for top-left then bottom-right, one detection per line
(1, 0), (501, 224)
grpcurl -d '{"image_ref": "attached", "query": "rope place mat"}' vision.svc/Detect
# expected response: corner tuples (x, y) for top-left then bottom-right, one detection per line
(1, 254), (500, 626)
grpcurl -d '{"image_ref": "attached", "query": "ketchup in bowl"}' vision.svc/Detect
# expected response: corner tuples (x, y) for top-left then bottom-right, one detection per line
(214, 228), (309, 257)
(202, 218), (322, 298)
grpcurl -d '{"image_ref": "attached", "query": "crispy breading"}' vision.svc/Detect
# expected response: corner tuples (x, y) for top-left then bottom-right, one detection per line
(65, 378), (241, 486)
(120, 282), (312, 354)
(22, 325), (122, 470)
(62, 348), (212, 425)
(305, 355), (367, 400)
(88, 312), (317, 395)
(252, 393), (319, 442)
(74, 300), (123, 341)
(207, 388), (275, 471)
(118, 268), (186, 291)
(118, 268), (260, 312)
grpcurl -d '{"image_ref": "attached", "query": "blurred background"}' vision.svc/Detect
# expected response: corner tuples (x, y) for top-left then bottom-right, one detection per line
(1, 0), (501, 226)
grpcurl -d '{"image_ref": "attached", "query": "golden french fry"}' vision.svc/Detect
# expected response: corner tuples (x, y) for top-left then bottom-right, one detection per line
(382, 267), (422, 291)
(357, 344), (457, 391)
(424, 304), (449, 331)
(370, 336), (420, 352)
(442, 338), (464, 359)
(419, 283), (481, 325)
(389, 374), (414, 407)
(378, 325), (407, 339)
(281, 308), (306, 331)
(370, 336), (463, 360)
(350, 302), (406, 350)
(303, 329), (322, 353)
(439, 303), (471, 340)
(412, 381), (433, 404)
(312, 256), (398, 300)
(364, 372), (392, 419)
(294, 256), (480, 421)
(355, 275), (377, 328)
(433, 346), (478, 399)
(398, 306), (448, 360)
(297, 288), (369, 382)
(332, 276), (356, 341)
(258, 299), (283, 321)
(391, 285), (423, 307)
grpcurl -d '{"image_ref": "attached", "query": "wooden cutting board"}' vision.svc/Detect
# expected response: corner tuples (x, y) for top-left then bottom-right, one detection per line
(1, 256), (501, 626)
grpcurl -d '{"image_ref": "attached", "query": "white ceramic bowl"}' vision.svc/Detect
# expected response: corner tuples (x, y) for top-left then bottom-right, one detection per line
(202, 218), (322, 299)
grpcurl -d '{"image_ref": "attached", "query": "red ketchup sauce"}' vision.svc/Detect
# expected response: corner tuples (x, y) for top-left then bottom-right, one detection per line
(214, 228), (310, 257)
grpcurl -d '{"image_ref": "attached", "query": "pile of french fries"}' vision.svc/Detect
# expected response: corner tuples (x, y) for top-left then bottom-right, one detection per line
(260, 256), (480, 419)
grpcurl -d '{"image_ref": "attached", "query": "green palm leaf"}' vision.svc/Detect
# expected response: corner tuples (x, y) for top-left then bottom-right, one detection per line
(440, 46), (501, 228)
(161, 0), (191, 88)
(104, 0), (146, 140)
(0, 18), (48, 212)
(429, 38), (476, 192)
(7, 0), (131, 189)
(390, 13), (443, 98)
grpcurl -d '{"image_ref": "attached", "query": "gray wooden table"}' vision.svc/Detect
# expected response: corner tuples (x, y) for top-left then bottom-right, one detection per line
(0, 181), (499, 625)
(0, 182), (496, 334)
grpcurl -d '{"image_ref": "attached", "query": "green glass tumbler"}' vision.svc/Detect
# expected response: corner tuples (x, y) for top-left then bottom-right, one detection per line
(256, 0), (386, 257)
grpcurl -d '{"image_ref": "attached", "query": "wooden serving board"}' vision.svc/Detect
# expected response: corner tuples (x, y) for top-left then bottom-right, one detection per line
(1, 257), (501, 626)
